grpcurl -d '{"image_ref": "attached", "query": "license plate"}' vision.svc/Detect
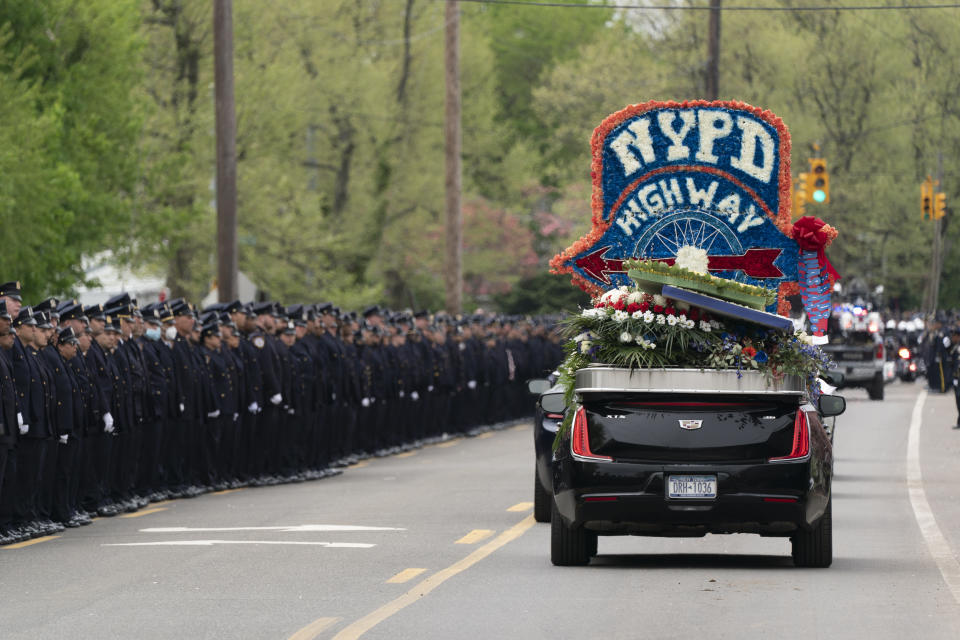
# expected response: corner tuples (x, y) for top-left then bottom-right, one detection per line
(668, 475), (717, 499)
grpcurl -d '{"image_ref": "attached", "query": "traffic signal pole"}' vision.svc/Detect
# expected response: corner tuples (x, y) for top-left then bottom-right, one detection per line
(931, 151), (945, 313)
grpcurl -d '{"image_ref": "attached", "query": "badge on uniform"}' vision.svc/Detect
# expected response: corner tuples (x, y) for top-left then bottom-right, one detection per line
(253, 336), (265, 349)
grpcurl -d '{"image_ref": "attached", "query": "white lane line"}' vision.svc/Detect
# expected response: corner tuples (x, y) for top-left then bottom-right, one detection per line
(103, 540), (376, 548)
(140, 525), (405, 533)
(907, 389), (960, 606)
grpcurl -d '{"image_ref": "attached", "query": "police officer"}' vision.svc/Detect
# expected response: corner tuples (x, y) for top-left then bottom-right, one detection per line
(0, 301), (20, 544)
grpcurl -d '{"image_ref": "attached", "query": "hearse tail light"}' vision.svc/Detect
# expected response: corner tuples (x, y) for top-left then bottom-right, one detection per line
(544, 412), (564, 420)
(769, 410), (809, 462)
(898, 347), (910, 360)
(875, 344), (884, 360)
(571, 406), (612, 462)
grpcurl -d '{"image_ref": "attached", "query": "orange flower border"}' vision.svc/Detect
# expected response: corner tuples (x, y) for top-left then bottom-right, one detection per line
(549, 99), (807, 312)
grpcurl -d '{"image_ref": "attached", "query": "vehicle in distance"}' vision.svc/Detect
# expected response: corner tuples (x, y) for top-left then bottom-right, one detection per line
(823, 314), (885, 400)
(550, 367), (845, 568)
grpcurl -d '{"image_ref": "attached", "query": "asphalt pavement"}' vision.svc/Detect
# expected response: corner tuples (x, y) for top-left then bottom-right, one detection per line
(3, 379), (960, 640)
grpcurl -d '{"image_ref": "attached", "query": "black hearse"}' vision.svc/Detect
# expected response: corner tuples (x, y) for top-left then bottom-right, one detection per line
(547, 366), (845, 568)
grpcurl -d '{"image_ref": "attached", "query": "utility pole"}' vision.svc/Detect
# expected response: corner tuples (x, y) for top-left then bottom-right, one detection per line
(214, 0), (238, 302)
(444, 0), (463, 313)
(706, 0), (721, 100)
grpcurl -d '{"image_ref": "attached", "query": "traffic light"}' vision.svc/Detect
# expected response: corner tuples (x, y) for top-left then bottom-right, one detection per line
(793, 176), (807, 218)
(809, 158), (829, 203)
(922, 177), (934, 220)
(934, 192), (947, 220)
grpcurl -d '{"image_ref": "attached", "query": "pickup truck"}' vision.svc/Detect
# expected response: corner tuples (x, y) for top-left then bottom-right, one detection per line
(822, 329), (885, 400)
(550, 366), (845, 568)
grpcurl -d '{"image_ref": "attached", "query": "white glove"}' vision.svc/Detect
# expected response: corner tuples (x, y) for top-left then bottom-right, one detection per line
(247, 401), (259, 414)
(411, 391), (419, 401)
(17, 412), (23, 427)
(361, 397), (371, 408)
(399, 391), (405, 398)
(428, 385), (434, 392)
(179, 402), (185, 414)
(103, 412), (114, 430)
(104, 419), (115, 434)
(287, 408), (295, 415)
(331, 392), (337, 401)
(270, 393), (282, 405)
(19, 423), (28, 435)
(59, 434), (68, 445)
(233, 413), (239, 422)
(370, 397), (376, 404)
(207, 410), (220, 418)
(468, 380), (477, 390)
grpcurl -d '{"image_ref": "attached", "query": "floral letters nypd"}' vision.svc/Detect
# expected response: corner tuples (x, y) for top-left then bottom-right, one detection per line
(551, 100), (838, 325)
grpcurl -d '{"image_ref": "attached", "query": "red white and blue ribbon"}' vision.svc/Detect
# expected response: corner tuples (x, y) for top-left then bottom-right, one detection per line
(792, 216), (840, 337)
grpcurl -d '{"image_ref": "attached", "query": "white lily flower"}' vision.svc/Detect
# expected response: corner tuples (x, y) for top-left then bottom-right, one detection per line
(613, 310), (629, 322)
(667, 315), (678, 326)
(619, 331), (632, 343)
(631, 310), (645, 320)
(643, 311), (655, 323)
(656, 315), (666, 325)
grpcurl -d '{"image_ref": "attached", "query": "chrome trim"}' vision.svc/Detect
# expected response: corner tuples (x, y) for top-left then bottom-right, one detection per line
(575, 366), (804, 396)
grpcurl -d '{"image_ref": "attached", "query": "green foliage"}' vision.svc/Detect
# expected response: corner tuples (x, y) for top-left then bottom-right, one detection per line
(493, 272), (590, 315)
(0, 1), (143, 298)
(3, 0), (960, 313)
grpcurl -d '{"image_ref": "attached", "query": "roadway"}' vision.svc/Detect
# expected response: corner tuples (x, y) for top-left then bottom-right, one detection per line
(3, 380), (960, 639)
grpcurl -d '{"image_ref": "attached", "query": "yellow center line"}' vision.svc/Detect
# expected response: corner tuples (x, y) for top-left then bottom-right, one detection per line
(324, 515), (535, 640)
(349, 461), (370, 469)
(119, 507), (168, 519)
(151, 500), (174, 507)
(287, 617), (342, 640)
(211, 488), (244, 496)
(455, 529), (494, 545)
(386, 568), (427, 584)
(2, 535), (61, 549)
(394, 451), (418, 459)
(476, 432), (494, 440)
(507, 502), (533, 512)
(435, 440), (460, 448)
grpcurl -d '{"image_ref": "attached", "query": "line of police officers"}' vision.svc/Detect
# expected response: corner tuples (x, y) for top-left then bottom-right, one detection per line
(0, 281), (563, 545)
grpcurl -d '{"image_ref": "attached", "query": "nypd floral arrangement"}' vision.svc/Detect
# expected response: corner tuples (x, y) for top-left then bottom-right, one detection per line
(550, 99), (839, 334)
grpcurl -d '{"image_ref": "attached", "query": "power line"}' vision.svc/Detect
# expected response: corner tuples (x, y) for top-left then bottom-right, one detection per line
(445, 0), (960, 11)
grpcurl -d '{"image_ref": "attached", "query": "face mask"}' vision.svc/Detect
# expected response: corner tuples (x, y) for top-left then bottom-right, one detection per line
(145, 327), (162, 341)
(164, 326), (178, 341)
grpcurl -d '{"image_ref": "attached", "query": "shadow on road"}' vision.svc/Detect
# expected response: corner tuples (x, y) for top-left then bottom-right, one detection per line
(589, 553), (793, 569)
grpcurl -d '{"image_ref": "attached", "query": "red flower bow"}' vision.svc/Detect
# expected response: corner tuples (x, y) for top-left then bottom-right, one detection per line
(791, 216), (840, 281)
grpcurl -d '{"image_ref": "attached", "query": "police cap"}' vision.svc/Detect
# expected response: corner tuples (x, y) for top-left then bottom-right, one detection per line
(84, 304), (106, 321)
(0, 281), (22, 301)
(14, 306), (37, 327)
(105, 292), (131, 309)
(59, 302), (84, 323)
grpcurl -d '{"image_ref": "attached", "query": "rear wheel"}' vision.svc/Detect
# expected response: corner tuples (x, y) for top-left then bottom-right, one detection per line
(868, 373), (884, 400)
(551, 501), (593, 566)
(791, 499), (832, 568)
(533, 470), (551, 523)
